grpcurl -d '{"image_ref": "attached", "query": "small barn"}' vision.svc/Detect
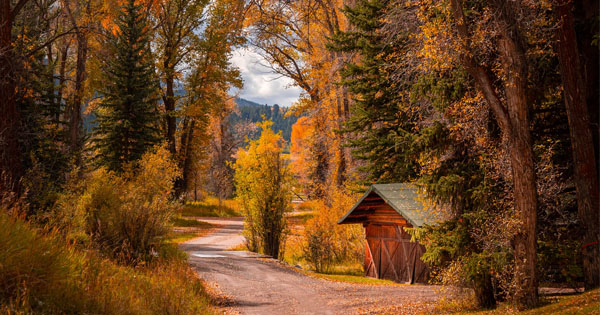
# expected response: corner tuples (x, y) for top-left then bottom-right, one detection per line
(338, 183), (432, 284)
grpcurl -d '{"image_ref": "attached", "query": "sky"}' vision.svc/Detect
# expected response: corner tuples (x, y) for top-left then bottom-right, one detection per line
(230, 47), (302, 107)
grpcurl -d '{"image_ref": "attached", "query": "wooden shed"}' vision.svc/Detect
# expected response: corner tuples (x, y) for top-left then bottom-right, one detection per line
(338, 183), (432, 284)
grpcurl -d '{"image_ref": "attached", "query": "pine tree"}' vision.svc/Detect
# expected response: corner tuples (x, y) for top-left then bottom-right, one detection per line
(329, 0), (420, 184)
(92, 0), (160, 172)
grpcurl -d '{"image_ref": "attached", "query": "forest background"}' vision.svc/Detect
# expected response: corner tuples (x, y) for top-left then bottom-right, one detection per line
(0, 0), (598, 312)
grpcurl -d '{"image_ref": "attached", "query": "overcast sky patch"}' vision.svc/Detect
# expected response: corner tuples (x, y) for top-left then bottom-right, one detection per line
(230, 47), (301, 107)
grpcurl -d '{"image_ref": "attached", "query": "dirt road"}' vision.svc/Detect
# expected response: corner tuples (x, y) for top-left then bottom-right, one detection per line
(181, 217), (440, 315)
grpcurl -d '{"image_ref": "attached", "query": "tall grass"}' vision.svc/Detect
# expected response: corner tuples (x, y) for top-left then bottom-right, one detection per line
(0, 211), (214, 314)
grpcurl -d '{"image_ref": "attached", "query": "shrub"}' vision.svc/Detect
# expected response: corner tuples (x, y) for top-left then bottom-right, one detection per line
(413, 212), (514, 309)
(233, 120), (293, 258)
(302, 189), (364, 273)
(52, 145), (180, 264)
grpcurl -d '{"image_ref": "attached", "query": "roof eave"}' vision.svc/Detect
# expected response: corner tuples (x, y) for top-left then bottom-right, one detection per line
(337, 186), (375, 225)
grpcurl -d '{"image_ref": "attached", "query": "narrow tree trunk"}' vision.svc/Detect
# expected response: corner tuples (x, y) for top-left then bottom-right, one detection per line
(57, 41), (69, 124)
(555, 0), (600, 290)
(174, 117), (196, 197)
(0, 0), (23, 192)
(181, 120), (195, 196)
(70, 32), (87, 164)
(574, 0), (599, 174)
(163, 59), (177, 155)
(335, 86), (346, 186)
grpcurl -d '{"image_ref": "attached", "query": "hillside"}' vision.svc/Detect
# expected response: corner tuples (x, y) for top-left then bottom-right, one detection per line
(230, 98), (299, 142)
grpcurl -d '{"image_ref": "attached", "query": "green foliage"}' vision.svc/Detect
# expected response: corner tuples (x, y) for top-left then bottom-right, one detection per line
(537, 238), (583, 286)
(92, 0), (161, 172)
(233, 120), (293, 258)
(329, 0), (422, 184)
(13, 1), (70, 214)
(181, 197), (241, 217)
(52, 145), (180, 265)
(413, 212), (512, 308)
(0, 210), (213, 314)
(230, 98), (300, 142)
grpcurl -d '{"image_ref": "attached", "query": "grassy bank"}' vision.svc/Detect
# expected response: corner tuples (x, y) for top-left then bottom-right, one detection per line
(181, 197), (241, 217)
(0, 212), (215, 314)
(167, 216), (216, 243)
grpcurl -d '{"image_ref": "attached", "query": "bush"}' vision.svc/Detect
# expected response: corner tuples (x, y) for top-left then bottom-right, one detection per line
(413, 213), (513, 309)
(302, 189), (364, 273)
(233, 120), (293, 258)
(0, 210), (213, 314)
(52, 145), (180, 264)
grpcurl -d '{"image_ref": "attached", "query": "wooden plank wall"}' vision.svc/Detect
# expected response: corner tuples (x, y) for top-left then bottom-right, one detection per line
(364, 222), (429, 284)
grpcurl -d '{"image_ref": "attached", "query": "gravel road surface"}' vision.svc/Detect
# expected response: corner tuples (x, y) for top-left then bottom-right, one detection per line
(181, 217), (440, 315)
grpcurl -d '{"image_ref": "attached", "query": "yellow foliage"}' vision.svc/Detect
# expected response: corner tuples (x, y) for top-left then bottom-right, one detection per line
(302, 188), (364, 273)
(233, 120), (293, 258)
(52, 145), (180, 265)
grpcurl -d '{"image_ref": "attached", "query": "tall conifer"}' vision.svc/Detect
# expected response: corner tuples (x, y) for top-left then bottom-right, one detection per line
(92, 0), (160, 172)
(329, 0), (420, 184)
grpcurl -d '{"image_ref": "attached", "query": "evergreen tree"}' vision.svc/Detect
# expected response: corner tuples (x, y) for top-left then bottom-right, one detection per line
(329, 0), (420, 184)
(330, 0), (502, 306)
(92, 0), (160, 172)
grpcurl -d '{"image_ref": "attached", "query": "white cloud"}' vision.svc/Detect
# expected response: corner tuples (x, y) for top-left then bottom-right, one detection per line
(230, 47), (301, 107)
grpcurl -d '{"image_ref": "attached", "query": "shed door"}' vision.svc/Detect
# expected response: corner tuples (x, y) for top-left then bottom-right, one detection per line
(365, 223), (428, 283)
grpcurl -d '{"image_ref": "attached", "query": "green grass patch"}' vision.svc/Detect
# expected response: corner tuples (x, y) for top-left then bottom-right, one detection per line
(522, 289), (599, 314)
(172, 217), (213, 228)
(432, 288), (599, 314)
(181, 197), (241, 217)
(309, 273), (409, 286)
(166, 231), (203, 244)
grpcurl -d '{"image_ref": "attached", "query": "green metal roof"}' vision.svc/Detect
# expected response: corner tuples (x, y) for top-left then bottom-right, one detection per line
(337, 183), (435, 227)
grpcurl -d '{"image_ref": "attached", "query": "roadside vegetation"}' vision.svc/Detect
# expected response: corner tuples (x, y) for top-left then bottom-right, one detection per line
(234, 120), (293, 258)
(0, 147), (216, 314)
(168, 217), (215, 244)
(281, 194), (363, 277)
(181, 197), (241, 217)
(0, 210), (213, 314)
(430, 288), (600, 315)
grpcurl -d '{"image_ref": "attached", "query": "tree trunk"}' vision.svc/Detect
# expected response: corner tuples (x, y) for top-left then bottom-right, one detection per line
(57, 41), (69, 124)
(574, 0), (599, 175)
(335, 86), (346, 186)
(163, 59), (177, 155)
(70, 32), (87, 165)
(498, 35), (539, 309)
(181, 120), (195, 196)
(174, 116), (197, 197)
(449, 0), (539, 308)
(555, 0), (600, 290)
(0, 0), (23, 193)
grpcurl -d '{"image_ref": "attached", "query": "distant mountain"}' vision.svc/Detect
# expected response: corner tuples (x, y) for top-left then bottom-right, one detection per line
(83, 97), (299, 144)
(230, 98), (299, 142)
